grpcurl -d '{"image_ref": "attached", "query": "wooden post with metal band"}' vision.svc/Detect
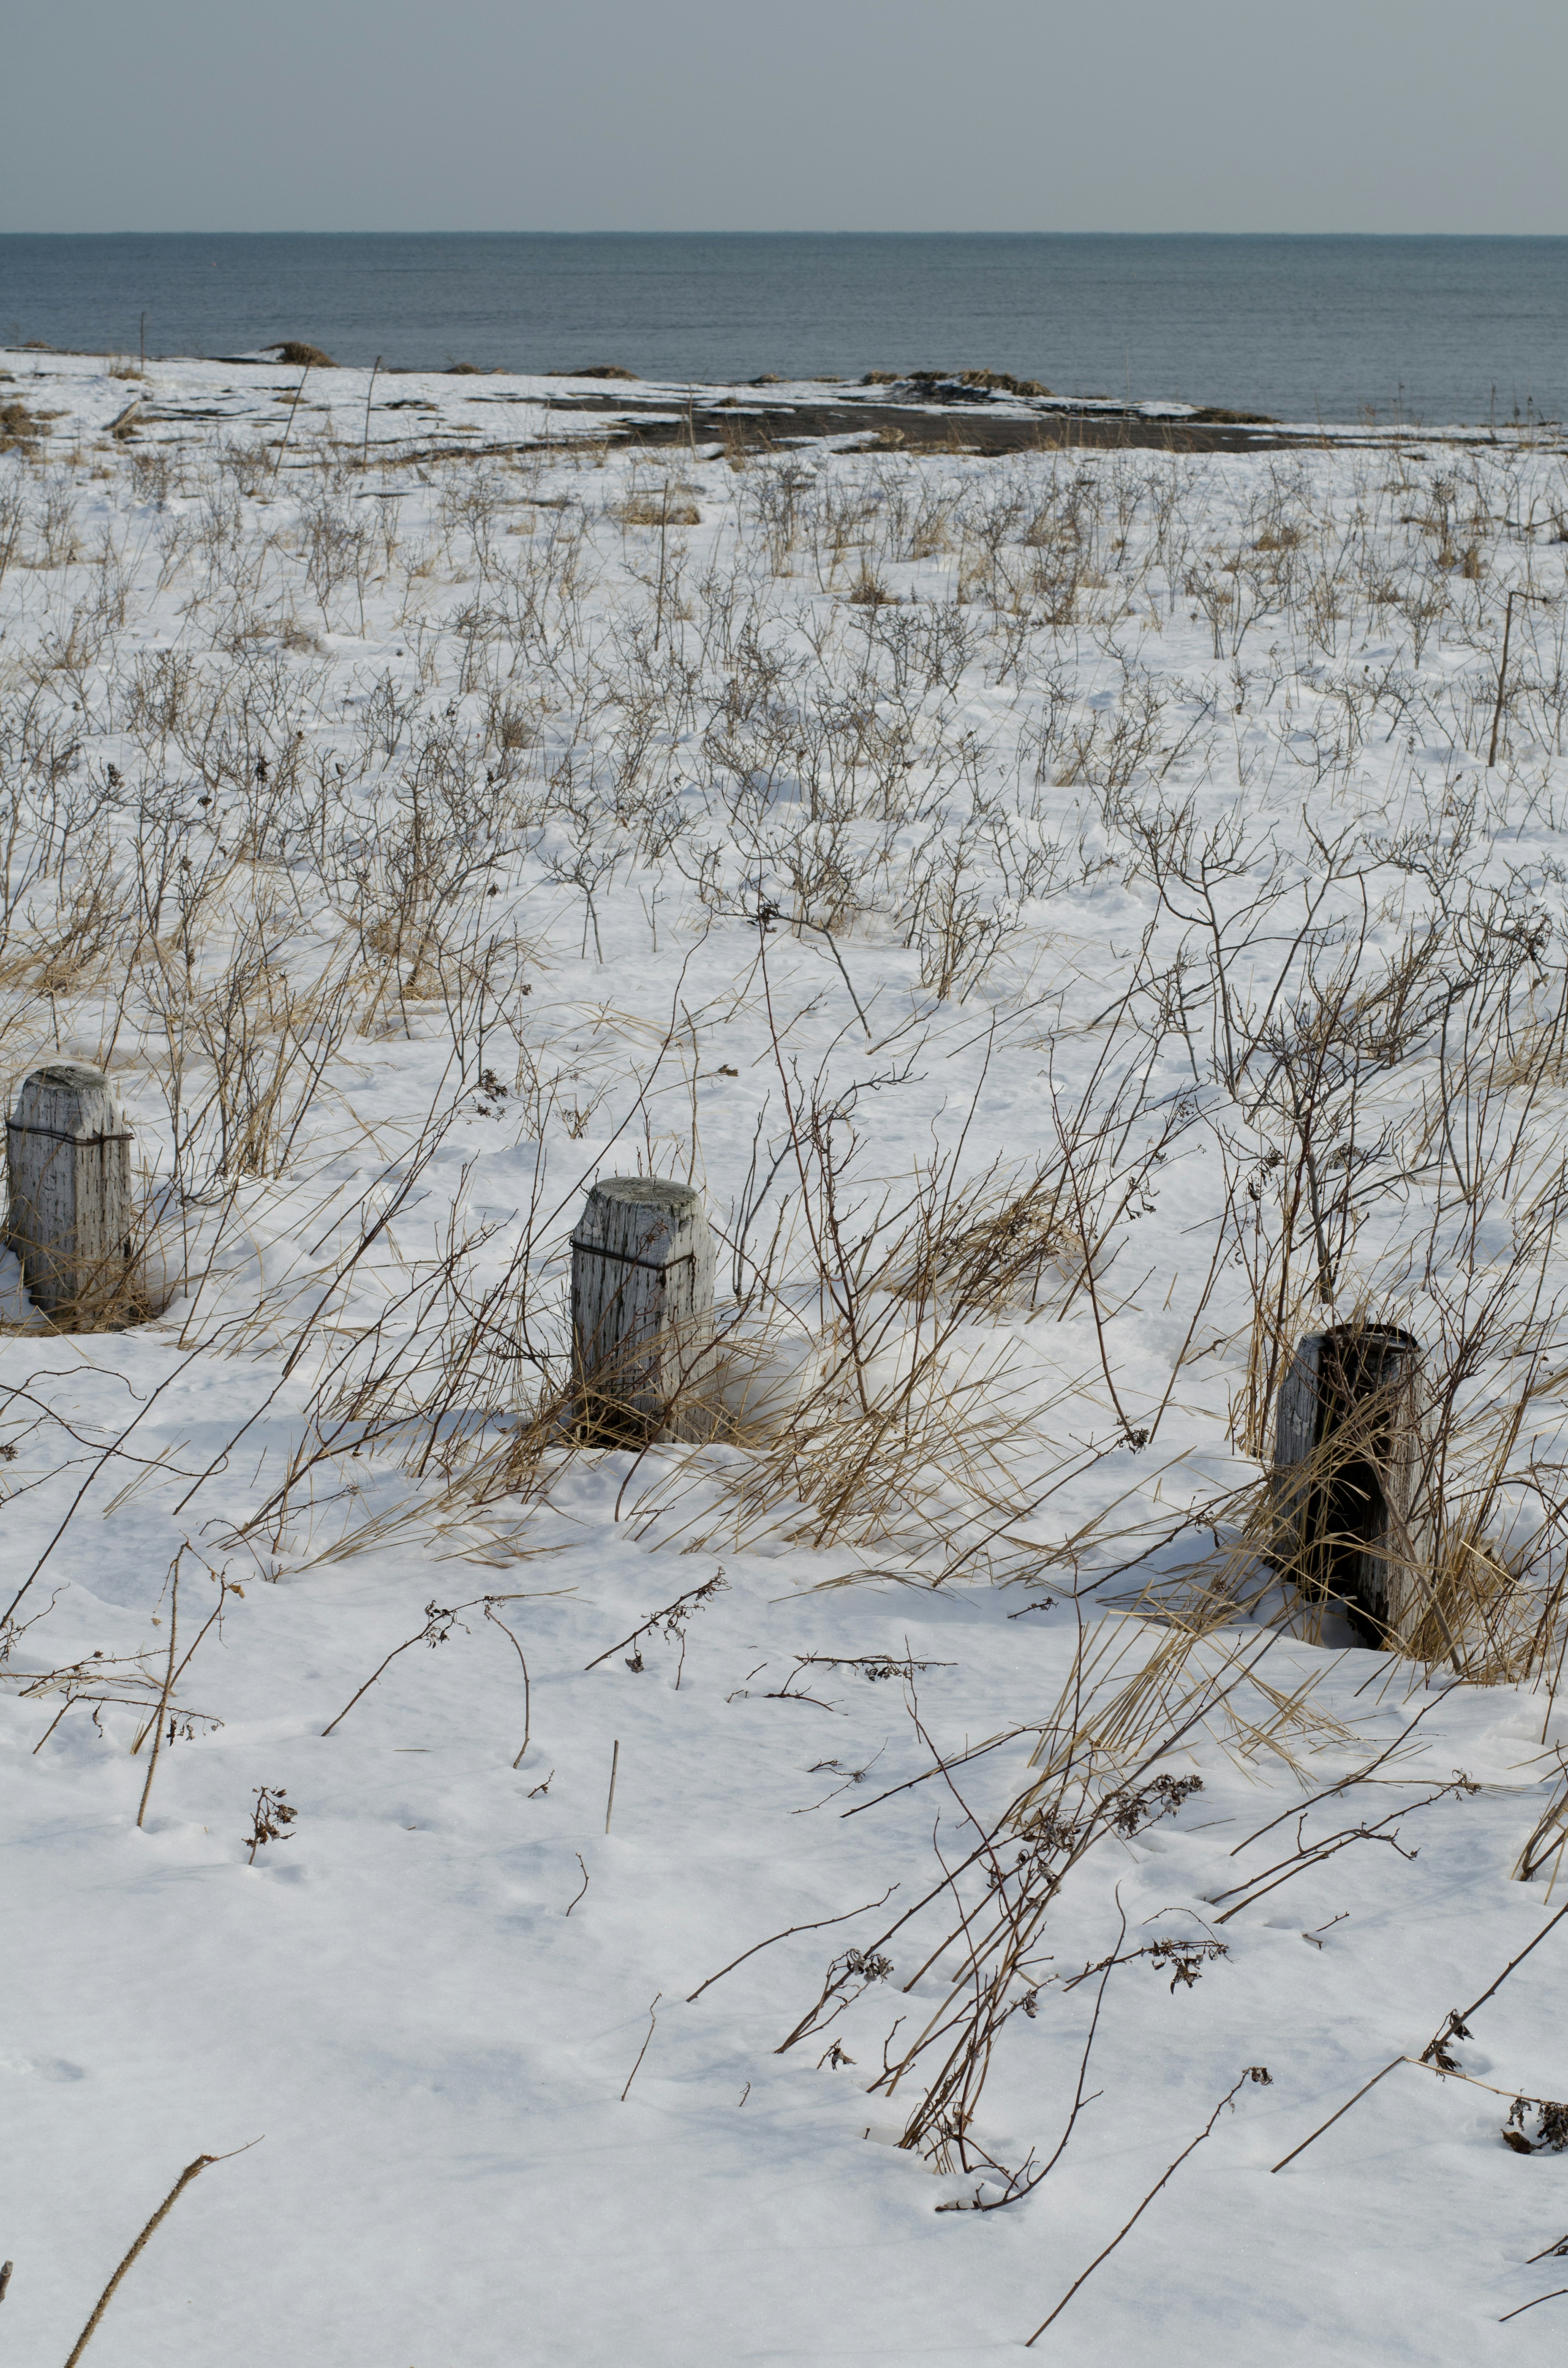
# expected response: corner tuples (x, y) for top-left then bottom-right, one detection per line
(6, 1063), (136, 1322)
(570, 1177), (716, 1443)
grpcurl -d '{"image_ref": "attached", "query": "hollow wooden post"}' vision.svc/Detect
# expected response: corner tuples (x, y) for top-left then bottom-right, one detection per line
(1270, 1323), (1427, 1642)
(6, 1063), (135, 1320)
(571, 1177), (716, 1443)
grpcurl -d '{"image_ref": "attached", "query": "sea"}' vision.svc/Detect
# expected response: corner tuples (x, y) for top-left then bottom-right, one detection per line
(3, 232), (1566, 427)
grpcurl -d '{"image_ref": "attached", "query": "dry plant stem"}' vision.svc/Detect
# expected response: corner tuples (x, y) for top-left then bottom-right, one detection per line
(1272, 1895), (1568, 2172)
(134, 1563), (179, 1829)
(605, 1738), (620, 1833)
(1053, 1108), (1149, 1445)
(1025, 2072), (1264, 2344)
(4, 1351), (205, 1625)
(484, 1603), (531, 1765)
(582, 1575), (727, 1672)
(877, 1702), (1022, 2138)
(1442, 1895), (1568, 2030)
(1227, 1692), (1448, 1856)
(966, 1894), (1123, 2212)
(320, 1619), (433, 1736)
(1207, 1777), (1473, 1924)
(620, 1993), (661, 2100)
(1500, 2290), (1568, 2323)
(686, 1886), (900, 2004)
(1401, 2054), (1561, 2105)
(319, 1591), (526, 1737)
(271, 365), (309, 480)
(1488, 589), (1542, 768)
(132, 1578), (229, 1754)
(60, 2142), (258, 2368)
(1269, 2054), (1406, 2178)
(756, 937), (874, 1420)
(171, 1082), (472, 1531)
(565, 1853), (589, 1915)
(361, 357), (381, 468)
(32, 1699), (76, 1755)
(840, 1728), (1031, 1820)
(762, 903), (873, 1041)
(857, 1626), (1301, 2158)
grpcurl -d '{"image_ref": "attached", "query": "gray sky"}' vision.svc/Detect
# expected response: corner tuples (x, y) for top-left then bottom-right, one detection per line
(7, 0), (1566, 233)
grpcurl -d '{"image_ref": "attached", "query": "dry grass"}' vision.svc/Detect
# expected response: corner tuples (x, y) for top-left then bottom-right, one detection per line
(771, 1589), (1343, 2200)
(0, 402), (1566, 1687)
(616, 493), (700, 528)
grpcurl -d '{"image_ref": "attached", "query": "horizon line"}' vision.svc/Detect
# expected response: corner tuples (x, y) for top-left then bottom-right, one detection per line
(6, 226), (1568, 241)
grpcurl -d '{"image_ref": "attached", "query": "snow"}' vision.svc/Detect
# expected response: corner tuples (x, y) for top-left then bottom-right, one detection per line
(3, 349), (1568, 2362)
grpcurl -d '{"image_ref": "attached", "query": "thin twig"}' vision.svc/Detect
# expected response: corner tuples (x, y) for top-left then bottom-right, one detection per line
(3, 1351), (205, 1626)
(1500, 2288), (1568, 2323)
(1026, 2072), (1267, 2342)
(1226, 1692), (1448, 1855)
(582, 1575), (727, 1672)
(1444, 1895), (1568, 2031)
(604, 1739), (619, 1833)
(133, 1578), (230, 1754)
(840, 1728), (1029, 1819)
(31, 1698), (75, 1755)
(1403, 2054), (1559, 2104)
(321, 1627), (428, 1736)
(1272, 1893), (1568, 2174)
(61, 2139), (261, 2368)
(686, 1886), (900, 2004)
(620, 1993), (661, 2100)
(1488, 589), (1544, 768)
(768, 905), (874, 1040)
(484, 1604), (531, 1766)
(1270, 2056), (1404, 2176)
(271, 364), (309, 480)
(1210, 1779), (1469, 1924)
(361, 355), (381, 468)
(565, 1853), (589, 1916)
(320, 1599), (472, 1737)
(135, 1563), (179, 1830)
(967, 1895), (1120, 2210)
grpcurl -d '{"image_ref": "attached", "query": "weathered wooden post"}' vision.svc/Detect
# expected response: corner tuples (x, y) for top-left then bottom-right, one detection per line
(1271, 1323), (1427, 1642)
(570, 1177), (716, 1443)
(6, 1063), (136, 1322)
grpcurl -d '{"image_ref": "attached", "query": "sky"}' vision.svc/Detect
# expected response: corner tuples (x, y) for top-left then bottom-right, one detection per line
(4, 0), (1567, 233)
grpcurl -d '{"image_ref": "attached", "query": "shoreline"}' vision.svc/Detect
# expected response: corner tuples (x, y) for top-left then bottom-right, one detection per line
(4, 346), (1560, 454)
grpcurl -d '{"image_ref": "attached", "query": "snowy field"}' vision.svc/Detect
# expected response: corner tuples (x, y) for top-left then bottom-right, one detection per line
(5, 351), (1568, 2364)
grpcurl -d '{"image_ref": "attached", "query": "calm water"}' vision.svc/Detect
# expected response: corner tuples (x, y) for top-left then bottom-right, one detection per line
(3, 233), (1566, 425)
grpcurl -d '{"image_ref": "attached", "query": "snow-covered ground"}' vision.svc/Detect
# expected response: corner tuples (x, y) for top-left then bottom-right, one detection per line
(4, 351), (1568, 2364)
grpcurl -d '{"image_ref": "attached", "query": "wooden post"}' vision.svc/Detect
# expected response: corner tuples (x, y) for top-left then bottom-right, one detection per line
(571, 1177), (715, 1444)
(1270, 1323), (1427, 1642)
(6, 1063), (135, 1322)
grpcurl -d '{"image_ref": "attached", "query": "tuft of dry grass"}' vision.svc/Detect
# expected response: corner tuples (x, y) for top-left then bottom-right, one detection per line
(616, 493), (700, 528)
(0, 399), (46, 453)
(846, 562), (895, 605)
